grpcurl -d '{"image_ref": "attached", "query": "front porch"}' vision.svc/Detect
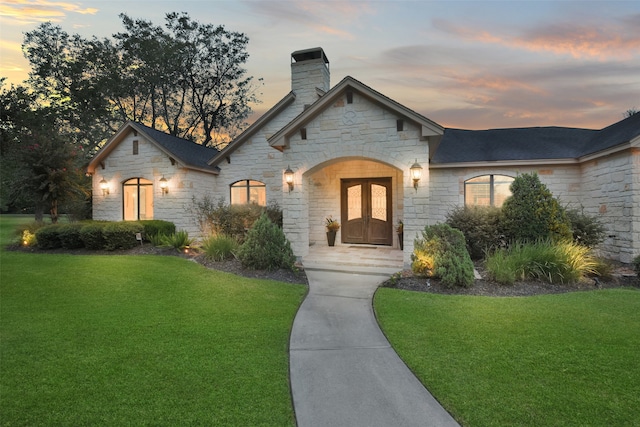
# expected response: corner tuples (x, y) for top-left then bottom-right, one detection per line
(301, 244), (404, 276)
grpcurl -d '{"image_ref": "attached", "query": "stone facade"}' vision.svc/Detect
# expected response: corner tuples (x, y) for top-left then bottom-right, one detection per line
(90, 47), (640, 266)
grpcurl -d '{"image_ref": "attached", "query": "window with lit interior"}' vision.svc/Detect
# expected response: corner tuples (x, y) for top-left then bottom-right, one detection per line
(464, 175), (514, 207)
(123, 178), (154, 220)
(230, 180), (266, 206)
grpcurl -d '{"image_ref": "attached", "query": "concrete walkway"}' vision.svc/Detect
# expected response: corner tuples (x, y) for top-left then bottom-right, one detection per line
(289, 268), (460, 427)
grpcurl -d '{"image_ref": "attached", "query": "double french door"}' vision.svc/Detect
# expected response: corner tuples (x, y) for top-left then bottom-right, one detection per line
(340, 178), (392, 245)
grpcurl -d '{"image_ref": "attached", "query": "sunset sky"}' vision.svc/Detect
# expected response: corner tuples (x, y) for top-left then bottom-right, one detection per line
(1, 0), (639, 130)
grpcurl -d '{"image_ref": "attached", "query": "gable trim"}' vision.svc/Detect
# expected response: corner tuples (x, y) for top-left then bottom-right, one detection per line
(207, 92), (297, 167)
(268, 76), (444, 150)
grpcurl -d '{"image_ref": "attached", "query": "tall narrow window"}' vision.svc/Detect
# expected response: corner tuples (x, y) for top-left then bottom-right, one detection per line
(230, 180), (266, 206)
(464, 175), (514, 207)
(133, 140), (139, 155)
(346, 91), (353, 104)
(396, 119), (404, 131)
(300, 128), (307, 140)
(123, 178), (154, 220)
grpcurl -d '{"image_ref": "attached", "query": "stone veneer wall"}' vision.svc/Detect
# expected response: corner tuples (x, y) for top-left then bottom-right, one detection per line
(92, 131), (216, 237)
(579, 149), (639, 263)
(280, 91), (430, 267)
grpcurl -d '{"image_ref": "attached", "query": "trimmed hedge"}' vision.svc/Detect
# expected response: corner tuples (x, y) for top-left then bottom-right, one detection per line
(79, 222), (106, 250)
(446, 205), (504, 259)
(57, 223), (84, 249)
(102, 222), (144, 250)
(35, 224), (63, 249)
(140, 220), (176, 239)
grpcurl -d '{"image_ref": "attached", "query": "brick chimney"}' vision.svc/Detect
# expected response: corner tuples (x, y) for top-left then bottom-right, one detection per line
(291, 47), (330, 107)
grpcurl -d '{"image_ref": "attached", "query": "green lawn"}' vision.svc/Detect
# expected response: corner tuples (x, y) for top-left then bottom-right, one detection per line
(0, 215), (306, 426)
(375, 288), (640, 427)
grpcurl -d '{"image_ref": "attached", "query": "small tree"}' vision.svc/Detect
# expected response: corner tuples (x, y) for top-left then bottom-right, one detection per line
(411, 223), (475, 288)
(501, 173), (572, 243)
(236, 214), (295, 271)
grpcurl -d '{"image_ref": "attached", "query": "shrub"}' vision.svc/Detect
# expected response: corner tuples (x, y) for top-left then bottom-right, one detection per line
(102, 221), (144, 250)
(201, 234), (239, 261)
(159, 230), (194, 252)
(486, 240), (599, 285)
(35, 224), (63, 249)
(80, 222), (106, 250)
(411, 223), (475, 288)
(140, 220), (176, 240)
(446, 205), (504, 259)
(188, 196), (283, 241)
(501, 173), (572, 243)
(147, 232), (165, 247)
(57, 223), (84, 249)
(236, 214), (295, 271)
(18, 221), (45, 246)
(633, 255), (640, 278)
(565, 206), (606, 248)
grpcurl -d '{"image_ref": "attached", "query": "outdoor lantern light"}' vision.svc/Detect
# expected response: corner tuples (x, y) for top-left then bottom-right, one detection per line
(99, 178), (109, 196)
(410, 159), (422, 191)
(159, 176), (169, 195)
(284, 165), (294, 192)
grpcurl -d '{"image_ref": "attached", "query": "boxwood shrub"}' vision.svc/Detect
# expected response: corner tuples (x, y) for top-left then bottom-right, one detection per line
(35, 224), (63, 249)
(140, 220), (176, 240)
(236, 214), (295, 271)
(80, 222), (106, 250)
(57, 223), (85, 249)
(102, 221), (144, 250)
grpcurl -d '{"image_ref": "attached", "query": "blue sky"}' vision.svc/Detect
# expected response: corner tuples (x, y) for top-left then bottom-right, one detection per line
(1, 0), (639, 130)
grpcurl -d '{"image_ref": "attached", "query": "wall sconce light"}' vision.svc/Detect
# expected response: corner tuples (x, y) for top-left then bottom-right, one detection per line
(284, 165), (294, 192)
(99, 178), (109, 196)
(410, 159), (422, 191)
(159, 176), (169, 195)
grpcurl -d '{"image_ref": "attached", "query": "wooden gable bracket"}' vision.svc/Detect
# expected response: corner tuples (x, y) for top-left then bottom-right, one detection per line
(169, 157), (176, 166)
(226, 156), (231, 164)
(100, 161), (105, 170)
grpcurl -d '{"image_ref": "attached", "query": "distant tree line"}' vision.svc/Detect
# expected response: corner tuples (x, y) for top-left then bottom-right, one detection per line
(0, 12), (261, 220)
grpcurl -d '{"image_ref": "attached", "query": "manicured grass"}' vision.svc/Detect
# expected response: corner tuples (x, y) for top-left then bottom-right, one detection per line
(0, 216), (306, 425)
(375, 288), (640, 426)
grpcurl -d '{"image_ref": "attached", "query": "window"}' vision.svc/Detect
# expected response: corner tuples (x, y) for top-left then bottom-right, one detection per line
(396, 119), (404, 131)
(346, 91), (353, 104)
(300, 128), (307, 140)
(465, 174), (514, 207)
(133, 140), (138, 155)
(230, 180), (266, 206)
(123, 178), (154, 220)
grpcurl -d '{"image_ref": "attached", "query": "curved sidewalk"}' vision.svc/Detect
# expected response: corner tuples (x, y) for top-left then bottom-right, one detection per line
(289, 268), (460, 427)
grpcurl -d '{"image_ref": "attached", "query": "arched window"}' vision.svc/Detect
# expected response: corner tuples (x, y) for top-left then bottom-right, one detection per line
(230, 180), (266, 206)
(464, 174), (514, 207)
(123, 178), (154, 220)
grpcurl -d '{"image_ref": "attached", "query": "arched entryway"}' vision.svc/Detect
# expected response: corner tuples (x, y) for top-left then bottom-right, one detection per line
(305, 158), (403, 248)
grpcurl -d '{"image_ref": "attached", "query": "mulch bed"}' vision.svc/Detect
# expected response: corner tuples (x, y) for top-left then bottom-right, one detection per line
(8, 243), (639, 295)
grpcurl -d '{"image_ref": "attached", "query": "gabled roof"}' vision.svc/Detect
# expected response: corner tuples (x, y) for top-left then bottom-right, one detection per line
(87, 121), (220, 175)
(432, 127), (597, 164)
(207, 92), (296, 167)
(580, 112), (640, 156)
(431, 113), (640, 166)
(268, 76), (444, 150)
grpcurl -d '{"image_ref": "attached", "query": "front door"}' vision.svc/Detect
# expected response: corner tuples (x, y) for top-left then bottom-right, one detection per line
(340, 178), (392, 245)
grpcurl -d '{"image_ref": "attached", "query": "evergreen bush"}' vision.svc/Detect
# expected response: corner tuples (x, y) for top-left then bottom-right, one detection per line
(140, 220), (176, 239)
(57, 223), (84, 249)
(35, 224), (63, 249)
(411, 223), (475, 288)
(446, 205), (504, 259)
(565, 207), (606, 248)
(501, 173), (572, 243)
(633, 255), (640, 278)
(236, 214), (295, 271)
(102, 221), (144, 250)
(79, 222), (106, 250)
